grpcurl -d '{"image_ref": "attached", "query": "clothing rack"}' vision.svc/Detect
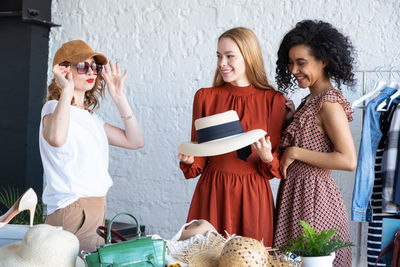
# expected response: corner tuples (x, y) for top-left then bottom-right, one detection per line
(353, 68), (400, 267)
(354, 70), (400, 97)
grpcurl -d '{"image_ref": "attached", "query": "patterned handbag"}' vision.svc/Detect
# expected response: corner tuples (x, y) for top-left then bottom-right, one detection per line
(84, 212), (165, 267)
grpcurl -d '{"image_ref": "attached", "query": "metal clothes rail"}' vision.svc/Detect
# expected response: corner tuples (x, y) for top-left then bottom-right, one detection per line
(352, 68), (399, 267)
(354, 70), (400, 97)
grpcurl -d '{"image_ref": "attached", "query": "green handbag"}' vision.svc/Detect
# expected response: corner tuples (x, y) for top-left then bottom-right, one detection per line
(84, 212), (165, 267)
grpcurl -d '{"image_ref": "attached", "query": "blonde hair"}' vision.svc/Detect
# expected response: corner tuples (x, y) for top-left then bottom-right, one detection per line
(213, 27), (274, 90)
(46, 62), (106, 113)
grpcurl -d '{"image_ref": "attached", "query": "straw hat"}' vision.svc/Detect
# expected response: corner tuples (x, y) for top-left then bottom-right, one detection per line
(218, 237), (269, 267)
(183, 236), (269, 267)
(178, 110), (266, 158)
(0, 224), (82, 267)
(52, 40), (108, 66)
(176, 230), (227, 267)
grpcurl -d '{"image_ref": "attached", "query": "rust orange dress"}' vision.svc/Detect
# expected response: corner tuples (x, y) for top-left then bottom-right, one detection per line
(180, 82), (286, 246)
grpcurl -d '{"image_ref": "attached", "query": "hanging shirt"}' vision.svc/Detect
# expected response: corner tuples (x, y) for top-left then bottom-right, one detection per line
(366, 140), (400, 267)
(352, 87), (397, 222)
(395, 141), (400, 204)
(381, 101), (400, 213)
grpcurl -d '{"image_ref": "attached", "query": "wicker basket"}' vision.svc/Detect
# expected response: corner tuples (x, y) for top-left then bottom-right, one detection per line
(266, 248), (302, 267)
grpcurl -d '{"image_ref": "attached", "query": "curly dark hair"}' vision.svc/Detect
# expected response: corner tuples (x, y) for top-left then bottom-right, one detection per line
(276, 20), (356, 93)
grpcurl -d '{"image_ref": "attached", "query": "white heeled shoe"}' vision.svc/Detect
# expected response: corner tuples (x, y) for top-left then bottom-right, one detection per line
(0, 188), (38, 228)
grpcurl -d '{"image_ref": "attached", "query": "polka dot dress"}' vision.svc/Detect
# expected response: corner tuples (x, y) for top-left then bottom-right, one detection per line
(273, 89), (353, 267)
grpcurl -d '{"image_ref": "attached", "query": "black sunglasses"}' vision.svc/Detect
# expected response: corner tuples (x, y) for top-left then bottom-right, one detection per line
(73, 62), (103, 75)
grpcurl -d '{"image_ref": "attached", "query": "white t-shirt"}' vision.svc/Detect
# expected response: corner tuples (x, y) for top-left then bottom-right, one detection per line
(39, 100), (113, 215)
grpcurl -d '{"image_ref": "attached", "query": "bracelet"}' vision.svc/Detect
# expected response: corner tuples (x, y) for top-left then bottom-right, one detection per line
(121, 113), (133, 120)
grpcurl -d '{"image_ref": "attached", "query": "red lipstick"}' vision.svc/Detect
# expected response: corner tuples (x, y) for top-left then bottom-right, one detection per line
(86, 79), (94, 83)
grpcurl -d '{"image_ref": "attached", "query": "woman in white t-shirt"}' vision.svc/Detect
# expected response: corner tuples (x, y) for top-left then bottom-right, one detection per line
(39, 40), (144, 253)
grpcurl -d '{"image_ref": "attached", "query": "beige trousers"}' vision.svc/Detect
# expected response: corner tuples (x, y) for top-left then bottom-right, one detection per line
(45, 196), (106, 254)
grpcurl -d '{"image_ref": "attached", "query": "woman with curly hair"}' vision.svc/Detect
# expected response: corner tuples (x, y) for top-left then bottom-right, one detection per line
(39, 40), (144, 253)
(273, 20), (356, 266)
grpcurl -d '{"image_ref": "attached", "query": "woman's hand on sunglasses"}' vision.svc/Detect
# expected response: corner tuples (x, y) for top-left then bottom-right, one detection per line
(52, 64), (74, 98)
(102, 61), (128, 103)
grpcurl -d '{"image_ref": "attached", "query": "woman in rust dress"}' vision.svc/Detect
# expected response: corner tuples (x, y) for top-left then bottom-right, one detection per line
(273, 20), (357, 266)
(178, 27), (287, 246)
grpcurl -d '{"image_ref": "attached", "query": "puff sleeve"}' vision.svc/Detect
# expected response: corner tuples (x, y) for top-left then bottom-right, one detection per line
(179, 89), (208, 179)
(257, 92), (286, 179)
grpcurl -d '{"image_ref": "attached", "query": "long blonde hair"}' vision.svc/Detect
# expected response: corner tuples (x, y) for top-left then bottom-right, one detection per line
(213, 27), (274, 90)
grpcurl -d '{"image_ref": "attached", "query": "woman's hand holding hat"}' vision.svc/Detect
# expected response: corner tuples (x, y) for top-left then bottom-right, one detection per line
(178, 153), (194, 165)
(52, 64), (74, 99)
(251, 135), (273, 163)
(102, 61), (128, 104)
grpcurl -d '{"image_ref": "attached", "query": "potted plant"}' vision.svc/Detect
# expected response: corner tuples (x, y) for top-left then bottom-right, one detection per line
(280, 220), (353, 267)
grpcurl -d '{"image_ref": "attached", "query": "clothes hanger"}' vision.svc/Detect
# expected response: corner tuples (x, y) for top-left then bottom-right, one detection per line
(352, 68), (387, 109)
(351, 81), (387, 109)
(376, 69), (400, 111)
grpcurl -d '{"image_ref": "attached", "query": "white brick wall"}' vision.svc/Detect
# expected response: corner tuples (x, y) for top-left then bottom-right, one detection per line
(49, 1), (400, 265)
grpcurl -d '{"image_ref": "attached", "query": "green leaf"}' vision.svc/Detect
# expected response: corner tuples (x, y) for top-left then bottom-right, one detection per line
(279, 220), (354, 256)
